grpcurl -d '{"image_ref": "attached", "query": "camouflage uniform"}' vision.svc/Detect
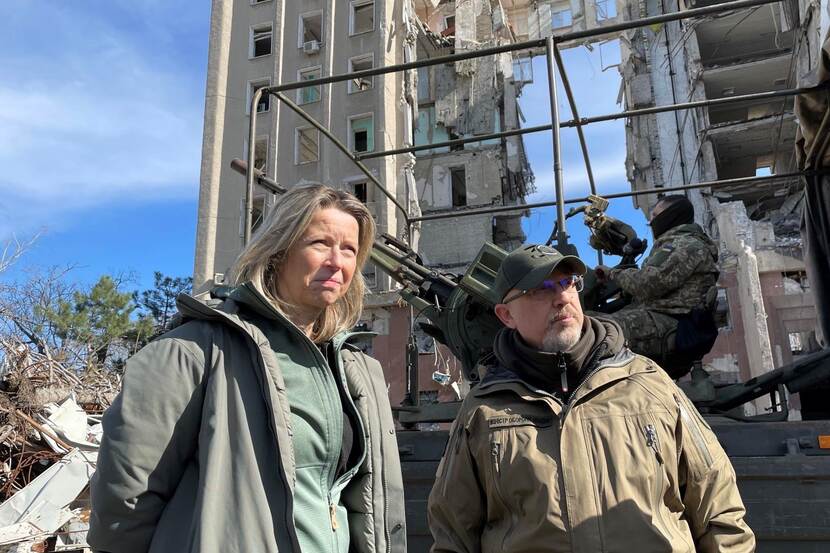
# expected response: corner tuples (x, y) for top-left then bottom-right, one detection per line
(601, 223), (719, 361)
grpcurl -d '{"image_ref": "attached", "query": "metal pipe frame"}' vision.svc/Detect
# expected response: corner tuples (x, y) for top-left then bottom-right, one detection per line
(354, 86), (816, 163)
(244, 87), (263, 245)
(273, 91), (411, 232)
(264, 0), (781, 95)
(410, 172), (807, 223)
(246, 0), (791, 245)
(545, 36), (568, 246)
(554, 43), (596, 196)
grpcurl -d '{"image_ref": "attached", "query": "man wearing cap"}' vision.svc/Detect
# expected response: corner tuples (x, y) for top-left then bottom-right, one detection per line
(427, 244), (754, 553)
(594, 195), (720, 376)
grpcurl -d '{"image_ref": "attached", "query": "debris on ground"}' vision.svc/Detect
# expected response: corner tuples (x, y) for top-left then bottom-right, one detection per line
(0, 338), (119, 553)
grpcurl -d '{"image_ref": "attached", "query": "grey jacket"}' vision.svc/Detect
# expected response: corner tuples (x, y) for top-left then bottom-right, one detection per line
(88, 291), (406, 553)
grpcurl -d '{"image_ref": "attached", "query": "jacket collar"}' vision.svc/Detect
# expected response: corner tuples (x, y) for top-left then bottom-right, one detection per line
(474, 347), (656, 404)
(175, 285), (373, 353)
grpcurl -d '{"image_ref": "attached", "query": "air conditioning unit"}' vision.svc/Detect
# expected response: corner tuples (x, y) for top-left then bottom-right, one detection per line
(303, 40), (321, 54)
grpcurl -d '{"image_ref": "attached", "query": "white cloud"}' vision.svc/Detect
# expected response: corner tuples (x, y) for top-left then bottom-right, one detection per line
(0, 4), (205, 238)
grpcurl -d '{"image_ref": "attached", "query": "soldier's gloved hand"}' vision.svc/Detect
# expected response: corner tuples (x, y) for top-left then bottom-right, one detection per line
(594, 265), (611, 283)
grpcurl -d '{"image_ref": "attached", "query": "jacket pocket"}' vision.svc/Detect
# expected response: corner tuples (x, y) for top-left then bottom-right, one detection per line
(488, 432), (510, 508)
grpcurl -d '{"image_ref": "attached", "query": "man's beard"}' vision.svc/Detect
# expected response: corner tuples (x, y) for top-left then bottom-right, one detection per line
(541, 317), (581, 353)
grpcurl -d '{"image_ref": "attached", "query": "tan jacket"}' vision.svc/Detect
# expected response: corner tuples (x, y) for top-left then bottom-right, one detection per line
(428, 348), (754, 553)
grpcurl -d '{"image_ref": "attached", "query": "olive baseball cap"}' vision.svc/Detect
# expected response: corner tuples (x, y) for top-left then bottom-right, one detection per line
(493, 244), (587, 303)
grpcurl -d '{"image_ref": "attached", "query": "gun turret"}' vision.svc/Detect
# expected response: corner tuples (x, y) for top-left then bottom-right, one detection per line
(370, 234), (505, 382)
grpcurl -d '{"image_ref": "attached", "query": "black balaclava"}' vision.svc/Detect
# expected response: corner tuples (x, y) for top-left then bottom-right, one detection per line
(650, 195), (694, 239)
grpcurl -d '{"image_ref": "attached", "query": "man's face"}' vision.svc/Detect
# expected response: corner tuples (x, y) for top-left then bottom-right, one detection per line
(494, 269), (585, 352)
(649, 199), (668, 223)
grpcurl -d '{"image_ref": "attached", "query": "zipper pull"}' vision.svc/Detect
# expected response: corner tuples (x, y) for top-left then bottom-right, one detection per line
(491, 441), (501, 474)
(558, 355), (569, 393)
(644, 424), (663, 464)
(330, 503), (338, 530)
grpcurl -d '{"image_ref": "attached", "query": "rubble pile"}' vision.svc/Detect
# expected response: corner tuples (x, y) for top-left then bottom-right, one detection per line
(0, 338), (120, 553)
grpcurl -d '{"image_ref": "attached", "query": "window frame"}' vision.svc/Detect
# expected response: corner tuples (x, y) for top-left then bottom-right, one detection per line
(349, 0), (375, 36)
(250, 0), (272, 5)
(595, 0), (616, 21)
(246, 78), (272, 115)
(295, 126), (320, 165)
(348, 113), (375, 153)
(297, 10), (324, 49)
(297, 65), (322, 105)
(348, 54), (374, 94)
(250, 22), (273, 59)
(551, 9), (573, 29)
(449, 165), (467, 207)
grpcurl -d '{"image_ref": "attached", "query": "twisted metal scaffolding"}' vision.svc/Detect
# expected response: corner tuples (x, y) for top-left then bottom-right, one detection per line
(244, 0), (816, 250)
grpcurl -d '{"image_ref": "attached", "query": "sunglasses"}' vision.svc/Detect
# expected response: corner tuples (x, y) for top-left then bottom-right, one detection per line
(504, 274), (584, 303)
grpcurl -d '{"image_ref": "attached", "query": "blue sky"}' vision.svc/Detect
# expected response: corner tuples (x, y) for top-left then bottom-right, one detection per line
(0, 3), (646, 292)
(0, 1), (209, 290)
(517, 41), (649, 265)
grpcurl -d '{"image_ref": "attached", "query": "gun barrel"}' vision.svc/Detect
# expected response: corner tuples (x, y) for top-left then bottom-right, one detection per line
(709, 348), (830, 411)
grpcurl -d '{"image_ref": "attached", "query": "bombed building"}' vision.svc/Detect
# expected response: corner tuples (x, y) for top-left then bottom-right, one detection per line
(617, 0), (822, 416)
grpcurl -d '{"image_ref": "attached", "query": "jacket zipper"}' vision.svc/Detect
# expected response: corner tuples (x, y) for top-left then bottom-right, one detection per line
(559, 362), (604, 428)
(643, 424), (669, 540)
(674, 394), (713, 468)
(491, 440), (501, 475)
(329, 498), (338, 531)
(557, 354), (569, 394)
(489, 436), (517, 551)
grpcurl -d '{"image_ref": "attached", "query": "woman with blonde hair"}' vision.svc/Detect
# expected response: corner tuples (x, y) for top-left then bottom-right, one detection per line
(89, 184), (406, 553)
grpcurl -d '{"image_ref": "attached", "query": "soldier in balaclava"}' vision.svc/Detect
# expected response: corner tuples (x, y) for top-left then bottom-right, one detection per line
(594, 195), (720, 378)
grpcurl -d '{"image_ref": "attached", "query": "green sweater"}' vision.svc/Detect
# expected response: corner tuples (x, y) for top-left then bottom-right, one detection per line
(232, 285), (366, 553)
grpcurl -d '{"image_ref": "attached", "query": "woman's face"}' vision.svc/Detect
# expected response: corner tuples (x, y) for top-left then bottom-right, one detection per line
(279, 207), (361, 319)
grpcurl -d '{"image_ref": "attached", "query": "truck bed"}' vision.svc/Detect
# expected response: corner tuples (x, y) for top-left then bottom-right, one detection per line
(398, 419), (830, 552)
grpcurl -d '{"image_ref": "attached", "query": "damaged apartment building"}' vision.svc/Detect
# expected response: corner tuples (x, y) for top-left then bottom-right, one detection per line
(617, 0), (823, 417)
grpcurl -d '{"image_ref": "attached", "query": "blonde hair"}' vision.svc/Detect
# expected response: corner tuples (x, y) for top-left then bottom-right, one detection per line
(231, 183), (376, 342)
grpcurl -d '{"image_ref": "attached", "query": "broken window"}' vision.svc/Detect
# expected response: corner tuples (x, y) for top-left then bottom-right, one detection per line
(251, 0), (271, 4)
(299, 11), (323, 49)
(295, 127), (319, 164)
(243, 136), (269, 173)
(250, 23), (272, 58)
(350, 114), (374, 152)
(350, 0), (374, 35)
(756, 164), (772, 176)
(348, 55), (373, 93)
(450, 166), (467, 207)
(552, 9), (572, 29)
(417, 66), (431, 102)
(789, 332), (804, 355)
(251, 195), (266, 234)
(512, 56), (533, 84)
(443, 15), (456, 34)
(782, 271), (810, 293)
(297, 66), (321, 104)
(713, 287), (731, 330)
(595, 0), (616, 21)
(248, 79), (270, 114)
(351, 181), (368, 203)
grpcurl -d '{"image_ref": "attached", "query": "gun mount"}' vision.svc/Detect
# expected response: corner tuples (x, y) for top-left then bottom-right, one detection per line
(369, 234), (505, 384)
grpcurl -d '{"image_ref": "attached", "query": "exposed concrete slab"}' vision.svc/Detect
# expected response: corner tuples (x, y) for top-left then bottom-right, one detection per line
(716, 201), (776, 414)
